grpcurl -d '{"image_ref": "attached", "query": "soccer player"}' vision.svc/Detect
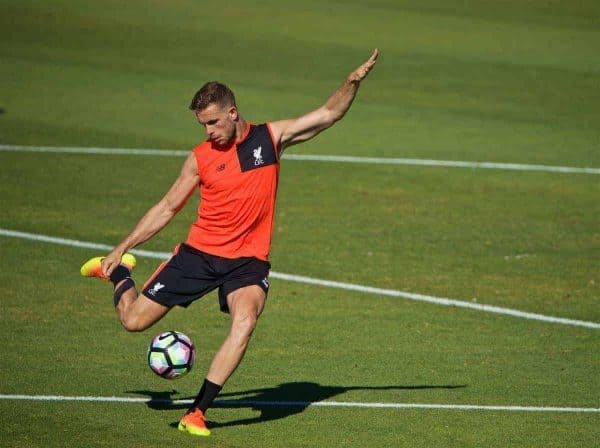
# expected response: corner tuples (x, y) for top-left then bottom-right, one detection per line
(81, 48), (378, 436)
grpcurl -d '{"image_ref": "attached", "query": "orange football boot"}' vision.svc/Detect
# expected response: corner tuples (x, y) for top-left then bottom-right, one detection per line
(80, 253), (136, 280)
(178, 409), (211, 437)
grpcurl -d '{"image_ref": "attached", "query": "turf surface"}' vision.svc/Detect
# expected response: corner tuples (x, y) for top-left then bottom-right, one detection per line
(0, 1), (598, 446)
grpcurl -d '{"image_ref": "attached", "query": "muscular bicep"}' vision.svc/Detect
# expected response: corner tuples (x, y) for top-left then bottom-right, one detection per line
(162, 152), (199, 213)
(271, 106), (336, 151)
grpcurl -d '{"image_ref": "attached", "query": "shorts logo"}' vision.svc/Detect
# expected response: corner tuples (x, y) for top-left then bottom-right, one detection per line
(253, 146), (264, 166)
(148, 282), (165, 296)
(261, 278), (269, 289)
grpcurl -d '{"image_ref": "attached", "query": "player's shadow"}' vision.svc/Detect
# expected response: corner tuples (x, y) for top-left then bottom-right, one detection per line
(128, 381), (466, 429)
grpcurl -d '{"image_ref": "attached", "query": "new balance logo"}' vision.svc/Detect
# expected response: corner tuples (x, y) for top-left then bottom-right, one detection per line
(253, 146), (264, 166)
(148, 282), (165, 296)
(216, 163), (226, 172)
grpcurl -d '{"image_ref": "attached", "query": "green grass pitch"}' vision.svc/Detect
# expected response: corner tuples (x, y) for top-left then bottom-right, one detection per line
(0, 1), (599, 447)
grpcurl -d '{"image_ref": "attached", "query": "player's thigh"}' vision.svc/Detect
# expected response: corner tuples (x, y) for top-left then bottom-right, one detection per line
(226, 285), (267, 321)
(127, 294), (171, 329)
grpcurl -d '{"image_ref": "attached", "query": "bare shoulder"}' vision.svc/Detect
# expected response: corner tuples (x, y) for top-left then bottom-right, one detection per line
(180, 150), (200, 179)
(266, 119), (291, 149)
(184, 150), (198, 169)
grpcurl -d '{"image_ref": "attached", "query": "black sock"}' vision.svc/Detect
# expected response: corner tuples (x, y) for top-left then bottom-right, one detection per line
(109, 265), (131, 285)
(113, 278), (135, 307)
(109, 265), (135, 307)
(191, 379), (223, 413)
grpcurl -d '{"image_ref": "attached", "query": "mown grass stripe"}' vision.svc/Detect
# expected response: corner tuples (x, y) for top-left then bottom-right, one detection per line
(1, 228), (598, 329)
(1, 144), (598, 174)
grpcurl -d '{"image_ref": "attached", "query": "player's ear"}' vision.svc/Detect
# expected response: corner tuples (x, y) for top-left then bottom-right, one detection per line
(227, 106), (238, 121)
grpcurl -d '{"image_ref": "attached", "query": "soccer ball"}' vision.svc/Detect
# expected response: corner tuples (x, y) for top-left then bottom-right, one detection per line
(147, 331), (196, 379)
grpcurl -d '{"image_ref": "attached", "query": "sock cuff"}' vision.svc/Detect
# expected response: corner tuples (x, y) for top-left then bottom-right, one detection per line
(205, 379), (223, 391)
(114, 278), (135, 307)
(109, 264), (131, 285)
(192, 378), (223, 413)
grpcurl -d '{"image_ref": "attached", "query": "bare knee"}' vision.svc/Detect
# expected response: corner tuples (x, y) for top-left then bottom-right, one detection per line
(120, 314), (149, 332)
(226, 285), (265, 346)
(116, 293), (169, 332)
(230, 314), (258, 344)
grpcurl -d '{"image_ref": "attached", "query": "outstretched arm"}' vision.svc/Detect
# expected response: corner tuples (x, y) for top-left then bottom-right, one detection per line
(101, 152), (199, 277)
(270, 48), (379, 151)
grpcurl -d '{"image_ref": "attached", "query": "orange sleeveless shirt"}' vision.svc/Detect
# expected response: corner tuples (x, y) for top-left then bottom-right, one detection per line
(185, 123), (280, 261)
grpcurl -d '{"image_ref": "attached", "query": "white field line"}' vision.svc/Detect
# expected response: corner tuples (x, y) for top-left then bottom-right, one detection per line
(0, 144), (189, 157)
(1, 144), (599, 174)
(1, 228), (599, 330)
(0, 394), (598, 413)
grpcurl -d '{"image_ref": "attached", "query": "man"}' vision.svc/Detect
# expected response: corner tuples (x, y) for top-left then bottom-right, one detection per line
(80, 48), (378, 436)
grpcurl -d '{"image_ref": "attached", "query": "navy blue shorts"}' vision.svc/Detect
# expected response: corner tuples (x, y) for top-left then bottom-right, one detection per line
(142, 243), (270, 313)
